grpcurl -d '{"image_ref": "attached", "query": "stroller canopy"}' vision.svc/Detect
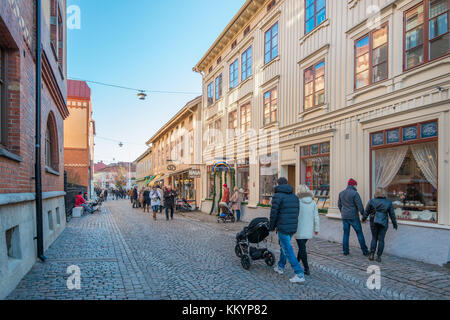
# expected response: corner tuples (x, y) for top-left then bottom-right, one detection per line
(237, 217), (270, 244)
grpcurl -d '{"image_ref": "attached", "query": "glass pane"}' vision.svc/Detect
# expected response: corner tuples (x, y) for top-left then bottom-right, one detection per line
(306, 19), (315, 34)
(356, 70), (370, 88)
(271, 110), (277, 122)
(305, 95), (314, 109)
(373, 62), (388, 82)
(315, 61), (325, 77)
(305, 81), (314, 96)
(272, 45), (278, 59)
(315, 90), (325, 105)
(373, 26), (388, 48)
(406, 5), (424, 31)
(373, 44), (388, 65)
(356, 36), (370, 57)
(317, 8), (326, 25)
(265, 53), (271, 64)
(306, 5), (315, 20)
(306, 0), (314, 7)
(429, 13), (448, 38)
(317, 0), (326, 11)
(430, 33), (449, 60)
(304, 68), (314, 82)
(406, 45), (424, 68)
(356, 53), (370, 73)
(406, 26), (424, 50)
(429, 0), (448, 18)
(315, 75), (325, 91)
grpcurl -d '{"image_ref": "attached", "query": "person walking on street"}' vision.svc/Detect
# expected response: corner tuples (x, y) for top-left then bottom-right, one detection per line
(269, 178), (306, 284)
(221, 184), (230, 214)
(164, 185), (177, 221)
(104, 189), (108, 202)
(150, 186), (162, 221)
(139, 187), (145, 208)
(362, 188), (398, 262)
(143, 187), (151, 213)
(295, 185), (320, 276)
(230, 187), (242, 222)
(157, 185), (164, 213)
(338, 179), (369, 257)
(132, 187), (138, 208)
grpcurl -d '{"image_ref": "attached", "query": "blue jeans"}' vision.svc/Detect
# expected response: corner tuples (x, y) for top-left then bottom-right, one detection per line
(342, 218), (369, 255)
(81, 203), (94, 214)
(277, 232), (304, 277)
(234, 210), (241, 222)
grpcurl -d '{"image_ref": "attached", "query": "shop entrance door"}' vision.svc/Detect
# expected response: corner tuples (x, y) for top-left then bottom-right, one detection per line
(288, 165), (296, 189)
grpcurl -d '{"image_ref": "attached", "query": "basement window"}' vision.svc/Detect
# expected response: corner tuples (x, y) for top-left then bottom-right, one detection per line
(56, 207), (61, 225)
(6, 226), (21, 260)
(48, 211), (54, 231)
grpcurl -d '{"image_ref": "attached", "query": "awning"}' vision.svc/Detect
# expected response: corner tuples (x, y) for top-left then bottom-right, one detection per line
(145, 175), (156, 186)
(148, 174), (163, 187)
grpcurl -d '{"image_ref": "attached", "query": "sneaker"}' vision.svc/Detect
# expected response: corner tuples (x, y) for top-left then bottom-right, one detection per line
(376, 256), (382, 263)
(289, 275), (306, 284)
(369, 253), (375, 261)
(273, 265), (284, 275)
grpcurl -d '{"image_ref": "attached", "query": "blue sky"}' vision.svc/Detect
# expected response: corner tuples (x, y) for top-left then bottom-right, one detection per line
(67, 0), (245, 164)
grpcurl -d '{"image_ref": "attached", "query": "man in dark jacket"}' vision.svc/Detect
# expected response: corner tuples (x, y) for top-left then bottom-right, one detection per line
(164, 185), (177, 221)
(338, 179), (369, 256)
(132, 187), (138, 208)
(269, 178), (305, 284)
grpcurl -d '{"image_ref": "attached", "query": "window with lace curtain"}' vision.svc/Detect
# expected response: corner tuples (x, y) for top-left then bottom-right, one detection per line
(370, 120), (438, 223)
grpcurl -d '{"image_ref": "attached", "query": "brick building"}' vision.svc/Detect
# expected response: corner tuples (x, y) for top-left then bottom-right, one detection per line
(64, 79), (95, 196)
(0, 0), (68, 298)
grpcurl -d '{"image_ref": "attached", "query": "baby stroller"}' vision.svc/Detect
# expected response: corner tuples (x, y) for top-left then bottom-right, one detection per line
(235, 217), (275, 270)
(176, 198), (194, 212)
(217, 202), (235, 223)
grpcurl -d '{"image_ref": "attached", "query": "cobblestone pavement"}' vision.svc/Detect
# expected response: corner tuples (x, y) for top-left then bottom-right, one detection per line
(7, 200), (450, 300)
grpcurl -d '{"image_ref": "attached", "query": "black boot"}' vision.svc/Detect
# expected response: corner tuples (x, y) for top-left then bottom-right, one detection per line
(369, 253), (375, 261)
(376, 256), (382, 263)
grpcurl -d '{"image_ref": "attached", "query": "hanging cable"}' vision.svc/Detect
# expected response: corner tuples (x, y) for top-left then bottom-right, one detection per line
(69, 77), (201, 95)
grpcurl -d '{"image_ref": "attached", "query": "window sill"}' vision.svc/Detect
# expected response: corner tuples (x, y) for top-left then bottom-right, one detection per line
(239, 75), (253, 89)
(347, 79), (391, 103)
(261, 56), (280, 71)
(298, 104), (327, 120)
(300, 19), (330, 45)
(45, 166), (60, 176)
(0, 147), (23, 163)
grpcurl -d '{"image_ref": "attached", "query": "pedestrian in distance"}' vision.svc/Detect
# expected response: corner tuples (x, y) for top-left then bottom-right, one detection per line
(143, 187), (151, 213)
(75, 192), (95, 214)
(139, 187), (145, 208)
(230, 186), (242, 222)
(221, 184), (230, 214)
(338, 179), (369, 257)
(164, 185), (177, 221)
(104, 189), (108, 202)
(132, 186), (138, 208)
(157, 185), (164, 213)
(150, 186), (162, 221)
(269, 177), (306, 284)
(362, 188), (398, 263)
(295, 185), (320, 276)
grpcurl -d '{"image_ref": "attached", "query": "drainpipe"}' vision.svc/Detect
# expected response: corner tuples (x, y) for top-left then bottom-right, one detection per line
(35, 0), (46, 262)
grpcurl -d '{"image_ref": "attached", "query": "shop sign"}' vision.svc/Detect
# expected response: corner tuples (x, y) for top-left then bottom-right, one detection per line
(421, 122), (438, 139)
(403, 126), (418, 141)
(167, 164), (177, 171)
(189, 169), (201, 178)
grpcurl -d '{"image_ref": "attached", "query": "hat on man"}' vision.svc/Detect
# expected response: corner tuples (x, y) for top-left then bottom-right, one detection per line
(348, 179), (358, 186)
(223, 184), (228, 188)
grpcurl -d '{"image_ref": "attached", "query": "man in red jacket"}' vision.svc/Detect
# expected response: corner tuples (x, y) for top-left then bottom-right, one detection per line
(75, 192), (95, 214)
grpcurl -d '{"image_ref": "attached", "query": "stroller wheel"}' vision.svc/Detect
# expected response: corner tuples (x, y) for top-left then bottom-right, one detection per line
(241, 255), (251, 270)
(235, 244), (242, 258)
(265, 251), (275, 267)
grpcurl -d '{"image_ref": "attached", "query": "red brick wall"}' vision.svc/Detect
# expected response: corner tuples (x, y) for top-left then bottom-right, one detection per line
(0, 0), (67, 194)
(64, 148), (89, 187)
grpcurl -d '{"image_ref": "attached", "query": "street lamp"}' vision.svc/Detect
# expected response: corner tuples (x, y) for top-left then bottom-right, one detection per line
(137, 91), (147, 100)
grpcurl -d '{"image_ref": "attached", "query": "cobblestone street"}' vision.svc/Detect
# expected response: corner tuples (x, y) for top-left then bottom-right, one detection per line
(7, 200), (450, 300)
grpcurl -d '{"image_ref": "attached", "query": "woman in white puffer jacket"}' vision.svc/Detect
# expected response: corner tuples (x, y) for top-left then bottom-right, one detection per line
(295, 185), (320, 276)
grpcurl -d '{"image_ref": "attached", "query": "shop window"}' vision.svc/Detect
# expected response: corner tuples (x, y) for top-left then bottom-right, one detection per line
(5, 226), (21, 260)
(237, 158), (250, 202)
(371, 121), (438, 223)
(300, 142), (330, 212)
(355, 25), (388, 89)
(305, 0), (326, 34)
(259, 152), (279, 205)
(404, 0), (449, 70)
(304, 61), (325, 110)
(263, 88), (278, 126)
(229, 110), (238, 131)
(264, 22), (278, 64)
